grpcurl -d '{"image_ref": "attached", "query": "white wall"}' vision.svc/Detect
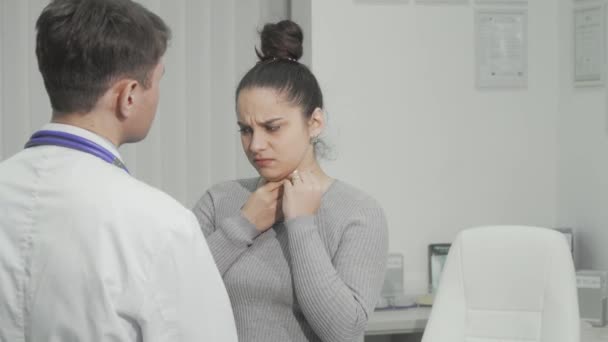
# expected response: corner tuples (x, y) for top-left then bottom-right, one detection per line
(291, 0), (312, 67)
(0, 0), (288, 208)
(557, 0), (608, 271)
(301, 0), (560, 292)
(6, 0), (604, 285)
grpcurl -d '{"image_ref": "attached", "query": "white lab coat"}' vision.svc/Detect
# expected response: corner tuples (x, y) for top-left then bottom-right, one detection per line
(0, 123), (237, 342)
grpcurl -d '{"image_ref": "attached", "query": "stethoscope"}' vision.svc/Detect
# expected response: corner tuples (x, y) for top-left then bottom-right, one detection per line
(24, 130), (129, 173)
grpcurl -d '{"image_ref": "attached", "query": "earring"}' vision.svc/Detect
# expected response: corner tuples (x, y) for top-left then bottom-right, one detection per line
(310, 135), (319, 144)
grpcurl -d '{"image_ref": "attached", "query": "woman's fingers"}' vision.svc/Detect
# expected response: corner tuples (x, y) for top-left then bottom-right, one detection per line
(290, 170), (302, 185)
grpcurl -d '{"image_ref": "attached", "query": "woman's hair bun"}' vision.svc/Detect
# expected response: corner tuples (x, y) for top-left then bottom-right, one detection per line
(256, 20), (303, 61)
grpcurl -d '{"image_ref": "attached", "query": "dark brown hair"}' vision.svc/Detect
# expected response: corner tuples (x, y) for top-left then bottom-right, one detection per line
(236, 20), (324, 124)
(35, 0), (171, 113)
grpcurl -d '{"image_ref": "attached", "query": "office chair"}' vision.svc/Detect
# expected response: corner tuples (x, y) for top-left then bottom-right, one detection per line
(421, 226), (580, 342)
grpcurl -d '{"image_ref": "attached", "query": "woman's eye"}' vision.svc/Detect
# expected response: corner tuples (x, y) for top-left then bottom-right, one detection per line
(238, 127), (252, 134)
(267, 125), (280, 132)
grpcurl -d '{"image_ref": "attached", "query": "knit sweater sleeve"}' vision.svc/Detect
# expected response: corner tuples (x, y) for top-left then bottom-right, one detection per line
(192, 191), (260, 276)
(285, 202), (388, 342)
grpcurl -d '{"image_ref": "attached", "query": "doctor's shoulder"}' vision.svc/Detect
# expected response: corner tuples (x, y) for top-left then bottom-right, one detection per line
(125, 178), (195, 225)
(81, 170), (198, 235)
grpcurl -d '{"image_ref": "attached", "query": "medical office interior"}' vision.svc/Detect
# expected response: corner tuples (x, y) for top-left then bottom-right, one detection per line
(1, 0), (608, 341)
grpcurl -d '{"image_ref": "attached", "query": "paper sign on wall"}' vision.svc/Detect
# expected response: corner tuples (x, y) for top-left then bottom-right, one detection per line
(475, 9), (528, 88)
(574, 4), (605, 87)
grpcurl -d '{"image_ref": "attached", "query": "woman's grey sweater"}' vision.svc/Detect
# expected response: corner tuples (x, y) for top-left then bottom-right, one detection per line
(192, 178), (388, 342)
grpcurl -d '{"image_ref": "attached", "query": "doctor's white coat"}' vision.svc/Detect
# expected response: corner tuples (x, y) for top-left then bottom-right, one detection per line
(0, 123), (237, 342)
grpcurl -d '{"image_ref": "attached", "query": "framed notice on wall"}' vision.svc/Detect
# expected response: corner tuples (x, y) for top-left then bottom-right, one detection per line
(475, 9), (528, 88)
(573, 4), (605, 87)
(353, 0), (410, 4)
(474, 0), (527, 5)
(416, 0), (467, 4)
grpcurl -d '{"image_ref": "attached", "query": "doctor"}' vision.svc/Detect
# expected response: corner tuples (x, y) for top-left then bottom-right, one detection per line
(0, 0), (237, 341)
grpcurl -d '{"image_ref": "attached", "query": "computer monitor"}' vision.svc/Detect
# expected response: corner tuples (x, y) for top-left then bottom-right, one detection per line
(381, 253), (404, 298)
(428, 243), (451, 294)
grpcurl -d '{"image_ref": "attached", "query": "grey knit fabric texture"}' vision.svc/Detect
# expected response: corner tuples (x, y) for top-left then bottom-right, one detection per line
(192, 178), (388, 342)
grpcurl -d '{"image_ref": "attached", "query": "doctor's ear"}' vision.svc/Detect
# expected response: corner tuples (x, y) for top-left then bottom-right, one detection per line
(117, 80), (139, 119)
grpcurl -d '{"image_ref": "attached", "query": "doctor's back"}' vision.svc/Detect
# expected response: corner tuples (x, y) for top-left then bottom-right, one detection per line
(0, 0), (237, 341)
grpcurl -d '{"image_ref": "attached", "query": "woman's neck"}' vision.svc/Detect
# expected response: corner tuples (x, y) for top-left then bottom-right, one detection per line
(295, 158), (334, 191)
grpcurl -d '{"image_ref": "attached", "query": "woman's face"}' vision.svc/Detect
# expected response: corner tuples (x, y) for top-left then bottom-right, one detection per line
(236, 87), (316, 182)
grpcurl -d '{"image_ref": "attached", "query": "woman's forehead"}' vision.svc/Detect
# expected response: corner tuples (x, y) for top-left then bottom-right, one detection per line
(237, 88), (302, 120)
(238, 87), (292, 105)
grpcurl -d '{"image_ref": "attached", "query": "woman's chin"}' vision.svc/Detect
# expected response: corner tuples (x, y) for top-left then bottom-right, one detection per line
(258, 171), (289, 183)
(261, 175), (285, 183)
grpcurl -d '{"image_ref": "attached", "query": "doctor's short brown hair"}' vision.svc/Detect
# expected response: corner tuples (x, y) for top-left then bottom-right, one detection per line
(35, 0), (171, 114)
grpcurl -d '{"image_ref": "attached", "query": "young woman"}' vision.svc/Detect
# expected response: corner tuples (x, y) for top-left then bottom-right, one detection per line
(193, 20), (388, 342)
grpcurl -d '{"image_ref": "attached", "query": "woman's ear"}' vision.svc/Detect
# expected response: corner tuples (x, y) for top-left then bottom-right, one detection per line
(308, 107), (325, 139)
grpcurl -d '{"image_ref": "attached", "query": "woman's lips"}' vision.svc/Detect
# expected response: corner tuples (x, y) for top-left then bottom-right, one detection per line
(254, 158), (274, 167)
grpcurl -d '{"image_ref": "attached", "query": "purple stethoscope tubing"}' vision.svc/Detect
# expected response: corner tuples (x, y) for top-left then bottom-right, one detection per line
(24, 130), (129, 173)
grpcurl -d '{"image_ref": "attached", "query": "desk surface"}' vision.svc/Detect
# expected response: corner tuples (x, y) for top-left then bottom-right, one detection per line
(366, 307), (430, 336)
(366, 307), (608, 341)
(581, 322), (608, 342)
